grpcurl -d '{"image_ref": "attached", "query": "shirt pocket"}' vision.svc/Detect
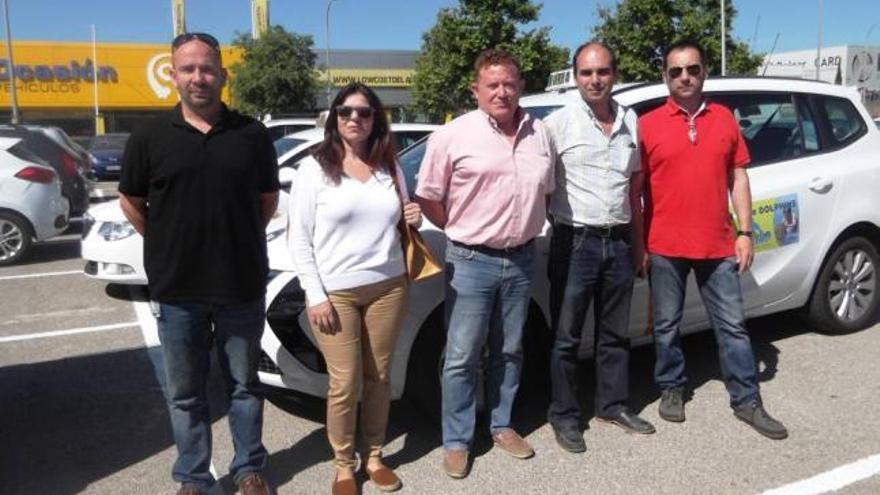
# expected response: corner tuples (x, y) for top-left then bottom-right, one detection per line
(610, 135), (638, 174)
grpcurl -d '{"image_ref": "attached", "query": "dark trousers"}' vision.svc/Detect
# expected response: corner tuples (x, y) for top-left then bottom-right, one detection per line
(547, 224), (635, 428)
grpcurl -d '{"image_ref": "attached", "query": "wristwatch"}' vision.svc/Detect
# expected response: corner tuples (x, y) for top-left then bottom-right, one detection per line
(736, 230), (753, 238)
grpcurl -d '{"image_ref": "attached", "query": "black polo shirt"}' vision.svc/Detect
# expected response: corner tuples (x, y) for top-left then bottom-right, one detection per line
(119, 104), (280, 304)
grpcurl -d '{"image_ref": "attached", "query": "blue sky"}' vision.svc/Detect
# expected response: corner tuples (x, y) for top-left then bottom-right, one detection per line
(5, 0), (879, 55)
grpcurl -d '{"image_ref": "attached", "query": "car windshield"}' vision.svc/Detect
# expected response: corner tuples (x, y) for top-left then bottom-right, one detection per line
(90, 134), (129, 150)
(523, 105), (563, 121)
(275, 138), (308, 158)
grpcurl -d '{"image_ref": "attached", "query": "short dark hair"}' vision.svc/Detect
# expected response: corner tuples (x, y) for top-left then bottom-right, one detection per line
(171, 32), (223, 65)
(662, 40), (706, 71)
(312, 82), (397, 185)
(473, 48), (522, 81)
(571, 41), (618, 74)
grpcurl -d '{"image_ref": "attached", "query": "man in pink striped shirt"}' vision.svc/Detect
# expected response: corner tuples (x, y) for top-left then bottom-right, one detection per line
(415, 48), (555, 479)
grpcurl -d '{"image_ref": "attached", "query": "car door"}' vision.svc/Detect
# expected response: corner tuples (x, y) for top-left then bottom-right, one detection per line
(705, 91), (837, 318)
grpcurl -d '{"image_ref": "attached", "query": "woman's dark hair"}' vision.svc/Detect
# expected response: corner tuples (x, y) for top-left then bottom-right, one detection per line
(312, 82), (397, 184)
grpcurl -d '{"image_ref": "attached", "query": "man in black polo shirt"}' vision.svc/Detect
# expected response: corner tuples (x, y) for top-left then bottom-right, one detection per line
(118, 32), (278, 495)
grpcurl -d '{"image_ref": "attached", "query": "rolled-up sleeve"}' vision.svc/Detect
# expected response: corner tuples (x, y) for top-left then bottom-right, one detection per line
(414, 131), (452, 202)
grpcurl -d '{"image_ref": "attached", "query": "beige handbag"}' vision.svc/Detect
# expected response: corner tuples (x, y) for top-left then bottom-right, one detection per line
(391, 167), (443, 282)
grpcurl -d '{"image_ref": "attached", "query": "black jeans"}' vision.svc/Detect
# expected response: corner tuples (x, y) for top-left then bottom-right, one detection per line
(547, 224), (635, 428)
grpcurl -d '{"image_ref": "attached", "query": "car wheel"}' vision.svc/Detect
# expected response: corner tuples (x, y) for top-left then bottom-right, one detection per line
(0, 212), (33, 266)
(807, 236), (880, 334)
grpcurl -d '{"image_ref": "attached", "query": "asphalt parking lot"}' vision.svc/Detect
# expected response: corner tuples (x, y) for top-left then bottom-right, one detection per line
(1, 185), (879, 495)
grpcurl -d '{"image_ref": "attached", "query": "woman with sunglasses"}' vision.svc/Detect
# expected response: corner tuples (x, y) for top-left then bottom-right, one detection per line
(288, 82), (421, 495)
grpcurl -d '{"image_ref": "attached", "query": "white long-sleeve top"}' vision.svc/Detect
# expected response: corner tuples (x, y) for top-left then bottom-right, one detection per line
(288, 156), (407, 307)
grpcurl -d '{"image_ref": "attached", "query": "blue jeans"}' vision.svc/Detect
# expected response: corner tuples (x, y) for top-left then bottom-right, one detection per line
(442, 240), (535, 450)
(548, 225), (634, 427)
(649, 255), (759, 408)
(156, 298), (268, 490)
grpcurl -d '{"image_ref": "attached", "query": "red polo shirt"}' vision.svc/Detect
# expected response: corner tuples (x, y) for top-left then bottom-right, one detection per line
(639, 97), (750, 259)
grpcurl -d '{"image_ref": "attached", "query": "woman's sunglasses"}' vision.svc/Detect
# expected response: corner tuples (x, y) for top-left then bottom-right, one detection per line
(667, 64), (702, 79)
(335, 105), (374, 119)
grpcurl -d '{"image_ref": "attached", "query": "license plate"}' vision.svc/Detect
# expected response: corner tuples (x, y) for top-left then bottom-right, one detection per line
(106, 165), (121, 171)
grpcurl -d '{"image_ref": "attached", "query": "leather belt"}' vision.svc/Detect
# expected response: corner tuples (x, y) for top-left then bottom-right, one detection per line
(554, 222), (630, 240)
(450, 238), (535, 256)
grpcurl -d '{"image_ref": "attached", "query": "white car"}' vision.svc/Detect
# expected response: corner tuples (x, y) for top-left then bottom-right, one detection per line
(264, 117), (318, 142)
(258, 77), (880, 412)
(274, 123), (439, 170)
(80, 123), (439, 284)
(0, 136), (69, 265)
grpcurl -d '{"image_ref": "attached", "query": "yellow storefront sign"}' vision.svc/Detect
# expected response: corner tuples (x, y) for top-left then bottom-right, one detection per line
(0, 41), (415, 110)
(319, 68), (415, 88)
(0, 41), (240, 109)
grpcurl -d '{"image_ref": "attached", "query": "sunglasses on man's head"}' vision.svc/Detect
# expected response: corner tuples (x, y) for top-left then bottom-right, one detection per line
(335, 105), (374, 119)
(667, 64), (702, 79)
(172, 32), (220, 50)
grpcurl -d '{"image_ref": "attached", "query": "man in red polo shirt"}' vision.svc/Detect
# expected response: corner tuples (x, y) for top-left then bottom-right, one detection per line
(638, 40), (787, 440)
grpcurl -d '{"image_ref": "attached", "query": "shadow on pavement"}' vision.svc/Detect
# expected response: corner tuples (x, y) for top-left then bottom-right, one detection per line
(15, 237), (82, 266)
(0, 346), (230, 495)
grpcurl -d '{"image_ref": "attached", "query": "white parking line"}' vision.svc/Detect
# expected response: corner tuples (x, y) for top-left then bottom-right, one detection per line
(760, 453), (880, 495)
(0, 270), (82, 281)
(0, 322), (139, 343)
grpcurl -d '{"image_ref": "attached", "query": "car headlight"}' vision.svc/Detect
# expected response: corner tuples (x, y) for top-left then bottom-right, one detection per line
(97, 221), (137, 241)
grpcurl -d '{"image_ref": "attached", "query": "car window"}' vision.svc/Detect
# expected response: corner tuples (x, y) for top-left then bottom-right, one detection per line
(523, 105), (563, 121)
(274, 138), (307, 158)
(280, 144), (319, 169)
(819, 96), (867, 146)
(90, 134), (129, 150)
(394, 131), (430, 152)
(398, 137), (428, 195)
(7, 142), (45, 164)
(711, 93), (814, 166)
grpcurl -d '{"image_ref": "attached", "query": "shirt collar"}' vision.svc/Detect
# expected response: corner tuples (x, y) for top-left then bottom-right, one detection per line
(171, 102), (233, 131)
(579, 97), (623, 134)
(479, 107), (530, 136)
(665, 96), (708, 118)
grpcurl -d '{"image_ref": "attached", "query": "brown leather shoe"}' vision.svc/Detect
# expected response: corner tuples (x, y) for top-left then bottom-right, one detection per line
(176, 487), (202, 495)
(367, 465), (402, 492)
(238, 472), (270, 495)
(492, 428), (534, 459)
(332, 473), (357, 495)
(442, 448), (469, 479)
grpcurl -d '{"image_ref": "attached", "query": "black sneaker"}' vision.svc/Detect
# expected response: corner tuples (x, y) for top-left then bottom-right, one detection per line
(659, 388), (686, 422)
(734, 400), (788, 440)
(597, 409), (656, 435)
(552, 424), (586, 453)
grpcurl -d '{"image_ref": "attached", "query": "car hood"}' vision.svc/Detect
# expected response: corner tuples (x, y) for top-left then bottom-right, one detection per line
(90, 149), (124, 160)
(86, 199), (128, 222)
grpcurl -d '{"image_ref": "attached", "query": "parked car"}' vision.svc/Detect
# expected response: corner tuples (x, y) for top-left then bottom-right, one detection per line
(0, 136), (69, 265)
(80, 124), (436, 284)
(264, 118), (318, 142)
(0, 126), (92, 217)
(87, 133), (130, 181)
(23, 125), (93, 176)
(274, 123), (439, 170)
(258, 77), (880, 411)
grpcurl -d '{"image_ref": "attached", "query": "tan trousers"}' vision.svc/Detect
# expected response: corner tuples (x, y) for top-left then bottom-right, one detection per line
(312, 275), (408, 469)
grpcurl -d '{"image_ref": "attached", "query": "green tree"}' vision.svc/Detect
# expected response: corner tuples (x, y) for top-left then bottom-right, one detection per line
(593, 0), (763, 82)
(229, 26), (319, 117)
(411, 0), (569, 120)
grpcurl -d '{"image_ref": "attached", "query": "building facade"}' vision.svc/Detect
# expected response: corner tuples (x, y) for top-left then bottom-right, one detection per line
(0, 40), (417, 137)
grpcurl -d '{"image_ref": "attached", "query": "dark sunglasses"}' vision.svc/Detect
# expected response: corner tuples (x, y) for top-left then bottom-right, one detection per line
(172, 32), (220, 50)
(667, 64), (702, 79)
(335, 105), (374, 119)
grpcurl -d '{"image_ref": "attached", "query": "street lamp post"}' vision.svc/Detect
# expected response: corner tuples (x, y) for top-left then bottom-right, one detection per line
(2, 0), (20, 124)
(816, 0), (823, 80)
(325, 0), (339, 109)
(867, 23), (879, 43)
(721, 0), (726, 76)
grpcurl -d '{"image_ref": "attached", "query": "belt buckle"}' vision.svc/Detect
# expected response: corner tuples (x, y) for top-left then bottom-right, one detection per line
(596, 225), (613, 238)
